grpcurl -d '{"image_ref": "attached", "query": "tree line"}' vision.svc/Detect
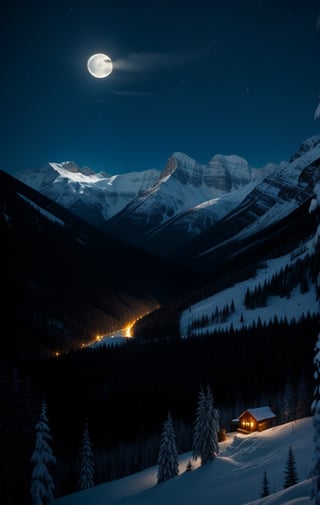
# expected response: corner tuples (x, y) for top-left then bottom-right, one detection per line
(244, 249), (319, 310)
(29, 385), (306, 504)
(1, 311), (317, 503)
(30, 385), (221, 503)
(133, 246), (319, 342)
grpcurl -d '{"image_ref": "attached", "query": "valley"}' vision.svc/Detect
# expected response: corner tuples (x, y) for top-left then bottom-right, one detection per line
(0, 133), (319, 505)
(1, 3), (320, 504)
(85, 310), (155, 349)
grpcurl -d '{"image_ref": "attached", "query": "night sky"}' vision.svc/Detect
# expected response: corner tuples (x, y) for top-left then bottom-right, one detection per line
(1, 0), (320, 176)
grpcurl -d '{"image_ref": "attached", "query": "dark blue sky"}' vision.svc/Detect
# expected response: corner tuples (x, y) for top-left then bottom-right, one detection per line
(1, 0), (320, 175)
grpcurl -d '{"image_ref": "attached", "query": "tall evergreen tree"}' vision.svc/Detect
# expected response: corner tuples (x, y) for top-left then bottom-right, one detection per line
(283, 446), (298, 489)
(296, 376), (311, 419)
(282, 382), (295, 424)
(79, 419), (95, 490)
(192, 385), (220, 465)
(30, 400), (56, 505)
(157, 412), (179, 483)
(192, 386), (206, 460)
(260, 470), (270, 497)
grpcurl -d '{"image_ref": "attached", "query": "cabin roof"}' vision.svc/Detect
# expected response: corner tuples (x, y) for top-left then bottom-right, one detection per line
(239, 406), (276, 422)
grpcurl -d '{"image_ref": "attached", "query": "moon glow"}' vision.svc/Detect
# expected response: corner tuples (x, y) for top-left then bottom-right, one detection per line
(87, 53), (113, 78)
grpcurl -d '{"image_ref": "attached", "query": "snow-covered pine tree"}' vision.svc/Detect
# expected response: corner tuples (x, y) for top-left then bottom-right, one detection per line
(30, 400), (56, 505)
(157, 411), (179, 483)
(192, 385), (220, 465)
(260, 469), (270, 497)
(79, 419), (95, 490)
(283, 446), (298, 489)
(192, 385), (206, 461)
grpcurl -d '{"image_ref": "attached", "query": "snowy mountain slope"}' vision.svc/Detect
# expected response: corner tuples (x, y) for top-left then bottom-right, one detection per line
(15, 152), (275, 247)
(180, 237), (318, 337)
(222, 140), (320, 243)
(136, 179), (263, 254)
(14, 134), (320, 261)
(52, 417), (314, 505)
(16, 161), (161, 224)
(105, 152), (272, 244)
(183, 135), (320, 263)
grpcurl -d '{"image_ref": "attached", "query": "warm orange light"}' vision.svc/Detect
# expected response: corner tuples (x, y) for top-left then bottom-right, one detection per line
(124, 323), (134, 338)
(55, 351), (60, 357)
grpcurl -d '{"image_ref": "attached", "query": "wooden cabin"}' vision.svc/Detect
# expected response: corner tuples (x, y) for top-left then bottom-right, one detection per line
(237, 406), (276, 433)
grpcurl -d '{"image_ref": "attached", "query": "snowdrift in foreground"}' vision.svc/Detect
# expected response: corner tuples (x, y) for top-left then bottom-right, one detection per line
(53, 417), (314, 505)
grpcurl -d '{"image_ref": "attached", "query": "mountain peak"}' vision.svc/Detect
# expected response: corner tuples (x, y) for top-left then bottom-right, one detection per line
(13, 132), (320, 262)
(160, 151), (260, 191)
(159, 155), (178, 180)
(48, 161), (110, 180)
(50, 161), (95, 176)
(160, 152), (200, 182)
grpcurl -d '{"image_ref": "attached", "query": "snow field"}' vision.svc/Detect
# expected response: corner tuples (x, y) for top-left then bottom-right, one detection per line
(53, 417), (314, 505)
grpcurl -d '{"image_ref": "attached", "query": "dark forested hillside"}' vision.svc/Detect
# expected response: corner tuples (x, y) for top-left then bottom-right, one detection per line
(132, 198), (319, 342)
(0, 170), (202, 361)
(171, 198), (318, 274)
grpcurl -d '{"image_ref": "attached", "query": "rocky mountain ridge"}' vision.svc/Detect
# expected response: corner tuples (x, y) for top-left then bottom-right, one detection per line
(16, 150), (277, 249)
(14, 134), (320, 261)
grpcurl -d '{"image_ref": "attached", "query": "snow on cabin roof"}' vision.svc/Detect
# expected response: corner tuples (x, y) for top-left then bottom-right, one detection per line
(239, 406), (276, 421)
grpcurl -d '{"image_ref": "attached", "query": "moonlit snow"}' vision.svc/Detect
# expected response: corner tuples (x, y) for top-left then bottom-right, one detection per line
(52, 417), (314, 505)
(180, 237), (318, 338)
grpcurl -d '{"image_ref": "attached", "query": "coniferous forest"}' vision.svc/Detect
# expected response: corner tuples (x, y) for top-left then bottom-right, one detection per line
(1, 313), (317, 503)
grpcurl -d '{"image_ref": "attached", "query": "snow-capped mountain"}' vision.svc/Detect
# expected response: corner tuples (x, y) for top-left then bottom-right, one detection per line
(105, 152), (274, 244)
(15, 152), (275, 247)
(14, 134), (320, 262)
(16, 161), (160, 226)
(172, 134), (320, 267)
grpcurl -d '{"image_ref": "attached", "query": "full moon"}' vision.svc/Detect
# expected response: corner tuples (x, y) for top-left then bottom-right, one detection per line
(87, 53), (113, 79)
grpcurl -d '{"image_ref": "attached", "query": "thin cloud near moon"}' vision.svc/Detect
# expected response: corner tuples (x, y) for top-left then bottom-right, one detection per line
(113, 51), (200, 73)
(111, 48), (211, 97)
